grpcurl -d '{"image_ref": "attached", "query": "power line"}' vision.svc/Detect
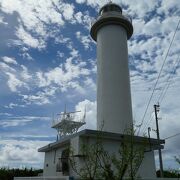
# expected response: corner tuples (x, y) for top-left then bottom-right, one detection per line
(137, 19), (180, 135)
(141, 109), (153, 134)
(141, 112), (154, 134)
(145, 54), (180, 136)
(158, 55), (180, 104)
(165, 132), (180, 140)
(143, 54), (180, 134)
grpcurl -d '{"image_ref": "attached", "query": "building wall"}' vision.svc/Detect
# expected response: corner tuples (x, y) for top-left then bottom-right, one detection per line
(70, 136), (157, 179)
(43, 147), (68, 177)
(137, 151), (156, 178)
(96, 24), (133, 134)
(43, 150), (57, 176)
(41, 135), (158, 179)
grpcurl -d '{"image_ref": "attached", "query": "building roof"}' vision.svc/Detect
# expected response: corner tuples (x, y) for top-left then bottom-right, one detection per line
(38, 129), (165, 152)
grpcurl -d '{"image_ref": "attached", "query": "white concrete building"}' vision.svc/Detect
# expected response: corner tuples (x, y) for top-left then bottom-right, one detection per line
(38, 129), (164, 179)
(15, 2), (167, 180)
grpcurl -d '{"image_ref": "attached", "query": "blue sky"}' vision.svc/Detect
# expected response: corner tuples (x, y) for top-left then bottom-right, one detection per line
(0, 0), (180, 170)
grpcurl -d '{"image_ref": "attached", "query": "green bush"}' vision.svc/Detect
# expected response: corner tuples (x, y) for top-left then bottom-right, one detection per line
(0, 167), (43, 180)
(156, 169), (180, 178)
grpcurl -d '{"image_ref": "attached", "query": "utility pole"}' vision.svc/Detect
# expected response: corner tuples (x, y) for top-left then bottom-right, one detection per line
(148, 127), (152, 151)
(154, 104), (164, 177)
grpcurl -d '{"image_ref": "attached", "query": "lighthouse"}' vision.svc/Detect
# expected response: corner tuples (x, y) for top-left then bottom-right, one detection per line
(90, 3), (134, 134)
(36, 3), (165, 179)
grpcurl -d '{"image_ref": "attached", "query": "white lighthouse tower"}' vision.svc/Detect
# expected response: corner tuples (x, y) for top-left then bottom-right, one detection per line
(90, 3), (134, 134)
(17, 3), (165, 180)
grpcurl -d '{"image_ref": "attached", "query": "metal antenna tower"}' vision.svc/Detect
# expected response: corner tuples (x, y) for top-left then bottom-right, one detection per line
(52, 107), (86, 139)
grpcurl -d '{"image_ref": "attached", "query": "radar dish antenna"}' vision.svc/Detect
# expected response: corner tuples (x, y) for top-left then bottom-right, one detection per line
(52, 106), (86, 140)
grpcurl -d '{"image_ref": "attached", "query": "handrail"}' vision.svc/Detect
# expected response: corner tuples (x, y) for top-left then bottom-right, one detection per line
(91, 12), (132, 26)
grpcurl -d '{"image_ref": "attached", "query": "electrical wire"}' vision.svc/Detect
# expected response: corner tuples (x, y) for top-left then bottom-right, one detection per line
(142, 55), (180, 134)
(143, 55), (179, 136)
(141, 112), (154, 134)
(158, 55), (180, 104)
(137, 19), (180, 135)
(165, 132), (180, 140)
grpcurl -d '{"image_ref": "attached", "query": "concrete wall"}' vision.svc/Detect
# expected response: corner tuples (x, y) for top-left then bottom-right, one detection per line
(39, 135), (164, 179)
(43, 146), (68, 177)
(72, 136), (157, 179)
(96, 24), (133, 134)
(137, 151), (157, 178)
(43, 150), (57, 176)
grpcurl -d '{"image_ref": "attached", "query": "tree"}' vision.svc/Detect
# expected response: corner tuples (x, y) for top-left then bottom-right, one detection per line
(69, 127), (146, 180)
(69, 132), (103, 180)
(175, 156), (180, 165)
(109, 128), (145, 180)
(0, 167), (43, 180)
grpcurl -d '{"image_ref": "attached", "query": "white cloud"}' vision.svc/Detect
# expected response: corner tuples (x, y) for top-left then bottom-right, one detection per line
(57, 51), (65, 58)
(0, 119), (32, 128)
(15, 25), (45, 49)
(61, 3), (74, 20)
(75, 99), (97, 130)
(70, 48), (79, 58)
(0, 0), (179, 170)
(83, 0), (106, 8)
(0, 115), (51, 127)
(0, 16), (8, 25)
(4, 103), (25, 109)
(54, 35), (71, 45)
(0, 0), (65, 31)
(36, 57), (90, 89)
(74, 12), (83, 23)
(76, 0), (86, 3)
(0, 0), (77, 49)
(72, 11), (92, 29)
(84, 77), (96, 92)
(31, 58), (95, 104)
(1, 56), (17, 65)
(0, 61), (32, 92)
(5, 72), (24, 92)
(22, 93), (51, 105)
(20, 86), (57, 105)
(20, 65), (31, 81)
(76, 31), (92, 49)
(0, 139), (49, 168)
(20, 49), (34, 61)
(158, 0), (180, 16)
(0, 62), (16, 73)
(0, 113), (12, 116)
(36, 72), (48, 87)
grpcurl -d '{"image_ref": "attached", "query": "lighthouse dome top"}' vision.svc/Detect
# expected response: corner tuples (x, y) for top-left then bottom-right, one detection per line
(99, 3), (122, 15)
(90, 2), (133, 41)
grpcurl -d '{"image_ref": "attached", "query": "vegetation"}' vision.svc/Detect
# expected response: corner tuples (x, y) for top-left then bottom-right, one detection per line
(156, 156), (180, 178)
(1, 167), (180, 180)
(0, 167), (43, 180)
(175, 156), (180, 165)
(69, 128), (145, 180)
(156, 169), (180, 178)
